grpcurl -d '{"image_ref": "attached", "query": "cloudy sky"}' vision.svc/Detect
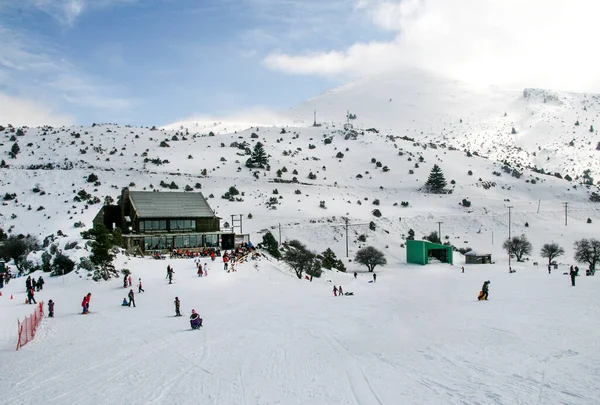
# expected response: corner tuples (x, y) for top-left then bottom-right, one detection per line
(0, 0), (597, 126)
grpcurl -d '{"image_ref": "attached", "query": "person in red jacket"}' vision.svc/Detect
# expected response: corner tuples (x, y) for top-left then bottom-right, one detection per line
(83, 293), (91, 313)
(223, 254), (230, 271)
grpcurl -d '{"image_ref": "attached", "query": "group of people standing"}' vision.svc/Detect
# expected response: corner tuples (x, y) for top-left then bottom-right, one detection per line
(25, 275), (44, 304)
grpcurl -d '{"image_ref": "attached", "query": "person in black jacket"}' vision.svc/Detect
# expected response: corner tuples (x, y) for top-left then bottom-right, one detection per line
(174, 297), (181, 316)
(570, 266), (576, 286)
(48, 300), (55, 317)
(128, 289), (136, 307)
(478, 281), (490, 300)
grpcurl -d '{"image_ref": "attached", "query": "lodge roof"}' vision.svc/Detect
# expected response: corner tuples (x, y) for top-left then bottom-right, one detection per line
(129, 191), (216, 219)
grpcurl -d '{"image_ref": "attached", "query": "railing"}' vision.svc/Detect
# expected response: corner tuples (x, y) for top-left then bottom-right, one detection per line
(16, 302), (44, 351)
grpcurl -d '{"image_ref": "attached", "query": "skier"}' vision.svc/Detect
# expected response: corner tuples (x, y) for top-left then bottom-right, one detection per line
(461, 266), (465, 274)
(333, 286), (338, 297)
(174, 297), (182, 317)
(26, 275), (32, 291)
(27, 288), (36, 304)
(128, 289), (136, 307)
(570, 266), (576, 286)
(354, 272), (357, 279)
(338, 286), (343, 296)
(189, 309), (202, 329)
(128, 275), (133, 287)
(203, 263), (208, 276)
(48, 299), (54, 317)
(167, 267), (174, 284)
(123, 274), (128, 288)
(138, 278), (145, 293)
(197, 266), (203, 277)
(373, 273), (377, 283)
(166, 265), (171, 279)
(478, 280), (490, 300)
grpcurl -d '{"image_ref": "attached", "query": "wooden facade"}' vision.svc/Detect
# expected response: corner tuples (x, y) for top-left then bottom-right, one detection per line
(94, 188), (235, 254)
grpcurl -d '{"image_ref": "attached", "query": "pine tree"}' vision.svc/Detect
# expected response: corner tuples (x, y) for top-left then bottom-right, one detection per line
(424, 164), (447, 193)
(9, 142), (20, 158)
(250, 142), (268, 168)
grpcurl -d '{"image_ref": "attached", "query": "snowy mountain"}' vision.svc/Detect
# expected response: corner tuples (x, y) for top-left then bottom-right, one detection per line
(290, 70), (600, 182)
(1, 71), (600, 404)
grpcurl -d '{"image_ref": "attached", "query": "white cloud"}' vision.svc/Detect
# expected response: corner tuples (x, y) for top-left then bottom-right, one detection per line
(0, 94), (74, 127)
(0, 0), (135, 25)
(0, 24), (134, 123)
(265, 0), (600, 92)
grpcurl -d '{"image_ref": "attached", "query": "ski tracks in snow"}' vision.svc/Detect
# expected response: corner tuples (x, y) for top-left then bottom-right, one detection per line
(310, 329), (384, 405)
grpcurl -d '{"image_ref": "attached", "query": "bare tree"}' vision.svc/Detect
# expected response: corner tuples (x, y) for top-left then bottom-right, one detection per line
(540, 243), (565, 266)
(354, 246), (387, 272)
(283, 240), (321, 279)
(503, 234), (532, 262)
(574, 238), (600, 271)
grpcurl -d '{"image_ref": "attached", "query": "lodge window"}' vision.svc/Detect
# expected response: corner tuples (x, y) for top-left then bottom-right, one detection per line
(205, 234), (218, 247)
(139, 220), (167, 232)
(170, 219), (196, 231)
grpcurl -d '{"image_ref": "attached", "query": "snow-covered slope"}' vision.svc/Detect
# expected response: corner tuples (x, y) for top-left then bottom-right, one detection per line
(1, 252), (599, 404)
(290, 69), (600, 182)
(0, 121), (598, 262)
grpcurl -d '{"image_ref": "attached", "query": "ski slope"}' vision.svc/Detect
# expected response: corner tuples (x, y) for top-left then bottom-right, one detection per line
(1, 254), (598, 405)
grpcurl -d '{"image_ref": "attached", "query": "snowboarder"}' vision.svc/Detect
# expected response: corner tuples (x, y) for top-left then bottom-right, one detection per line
(128, 289), (136, 307)
(82, 296), (89, 314)
(27, 288), (36, 304)
(338, 286), (343, 296)
(37, 276), (44, 291)
(333, 286), (338, 297)
(570, 266), (576, 286)
(373, 273), (377, 283)
(174, 297), (182, 316)
(189, 309), (202, 329)
(478, 280), (490, 300)
(84, 293), (92, 313)
(353, 272), (357, 279)
(48, 299), (54, 317)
